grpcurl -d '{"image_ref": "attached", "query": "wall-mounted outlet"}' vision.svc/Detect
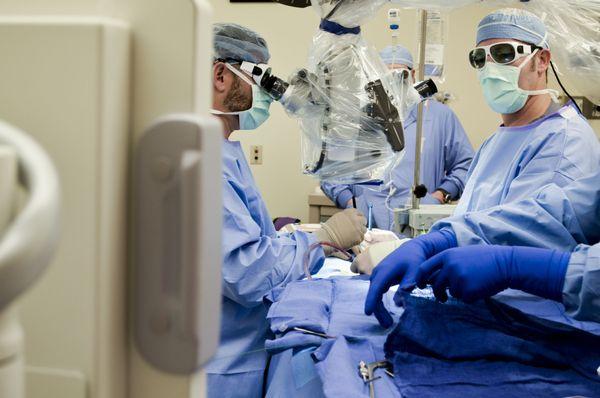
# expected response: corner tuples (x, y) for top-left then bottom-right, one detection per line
(250, 145), (263, 165)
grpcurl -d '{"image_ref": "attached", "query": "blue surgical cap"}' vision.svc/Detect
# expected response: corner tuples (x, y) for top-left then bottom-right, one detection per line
(213, 23), (270, 64)
(380, 45), (414, 69)
(477, 8), (549, 49)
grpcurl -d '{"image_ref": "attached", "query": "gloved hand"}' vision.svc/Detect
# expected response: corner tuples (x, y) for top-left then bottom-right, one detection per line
(351, 239), (409, 275)
(362, 229), (400, 245)
(364, 229), (457, 328)
(415, 245), (570, 303)
(314, 208), (367, 256)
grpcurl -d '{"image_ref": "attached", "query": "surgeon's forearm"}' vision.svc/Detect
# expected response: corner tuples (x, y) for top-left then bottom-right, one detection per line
(441, 140), (473, 199)
(431, 190), (445, 204)
(562, 243), (600, 323)
(222, 231), (325, 306)
(320, 182), (353, 208)
(336, 189), (354, 209)
(508, 246), (569, 302)
(437, 180), (460, 200)
(431, 183), (587, 251)
(433, 211), (579, 251)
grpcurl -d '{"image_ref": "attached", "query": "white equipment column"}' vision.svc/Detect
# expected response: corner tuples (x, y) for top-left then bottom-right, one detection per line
(0, 17), (130, 398)
(0, 146), (22, 398)
(0, 121), (61, 398)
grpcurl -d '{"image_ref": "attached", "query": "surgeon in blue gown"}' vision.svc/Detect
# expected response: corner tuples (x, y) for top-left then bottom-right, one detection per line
(364, 9), (600, 328)
(321, 44), (474, 231)
(207, 23), (367, 397)
(415, 171), (600, 324)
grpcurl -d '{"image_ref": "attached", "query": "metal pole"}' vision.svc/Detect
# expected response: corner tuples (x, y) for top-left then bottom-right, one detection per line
(412, 9), (428, 210)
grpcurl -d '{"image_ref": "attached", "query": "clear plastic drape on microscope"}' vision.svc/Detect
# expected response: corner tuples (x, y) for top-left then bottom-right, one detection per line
(278, 0), (420, 184)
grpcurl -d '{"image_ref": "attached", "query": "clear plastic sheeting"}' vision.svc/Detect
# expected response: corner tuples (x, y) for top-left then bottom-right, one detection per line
(311, 0), (388, 29)
(526, 0), (600, 105)
(276, 0), (600, 184)
(418, 10), (448, 82)
(389, 0), (600, 104)
(278, 0), (423, 184)
(389, 0), (483, 9)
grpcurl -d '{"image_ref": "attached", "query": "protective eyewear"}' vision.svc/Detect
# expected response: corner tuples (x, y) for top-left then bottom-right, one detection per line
(469, 41), (537, 69)
(391, 68), (411, 82)
(240, 61), (272, 86)
(223, 60), (275, 87)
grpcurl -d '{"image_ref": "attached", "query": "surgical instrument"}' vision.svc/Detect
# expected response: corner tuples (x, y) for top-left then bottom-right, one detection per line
(358, 360), (394, 398)
(292, 327), (336, 339)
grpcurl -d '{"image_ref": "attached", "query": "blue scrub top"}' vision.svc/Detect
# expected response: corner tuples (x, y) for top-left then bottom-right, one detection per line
(565, 238), (600, 323)
(434, 104), (600, 249)
(321, 100), (474, 230)
(206, 139), (325, 377)
(432, 103), (600, 325)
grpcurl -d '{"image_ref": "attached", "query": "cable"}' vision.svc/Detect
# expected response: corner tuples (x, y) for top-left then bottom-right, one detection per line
(550, 61), (582, 114)
(324, 0), (345, 20)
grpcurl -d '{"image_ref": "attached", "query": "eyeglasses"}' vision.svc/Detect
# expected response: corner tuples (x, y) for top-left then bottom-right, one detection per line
(391, 68), (410, 81)
(469, 42), (538, 69)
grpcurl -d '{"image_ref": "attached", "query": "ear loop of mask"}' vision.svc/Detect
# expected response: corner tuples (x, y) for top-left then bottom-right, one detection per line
(550, 60), (581, 113)
(529, 31), (583, 112)
(225, 62), (255, 87)
(210, 63), (256, 116)
(515, 49), (559, 103)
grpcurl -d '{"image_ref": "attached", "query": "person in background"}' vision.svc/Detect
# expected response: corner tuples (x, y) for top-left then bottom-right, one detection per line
(321, 44), (474, 231)
(364, 9), (600, 328)
(208, 23), (367, 397)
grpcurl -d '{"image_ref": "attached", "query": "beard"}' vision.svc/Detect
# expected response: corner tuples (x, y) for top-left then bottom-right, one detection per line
(224, 76), (252, 112)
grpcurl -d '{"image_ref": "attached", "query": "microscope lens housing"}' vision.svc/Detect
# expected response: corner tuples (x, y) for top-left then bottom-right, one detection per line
(414, 78), (438, 99)
(260, 70), (289, 101)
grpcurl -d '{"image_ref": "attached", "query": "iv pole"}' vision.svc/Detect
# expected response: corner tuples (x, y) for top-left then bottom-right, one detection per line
(411, 9), (428, 211)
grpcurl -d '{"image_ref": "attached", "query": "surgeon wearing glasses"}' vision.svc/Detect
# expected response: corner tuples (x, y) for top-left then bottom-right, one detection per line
(364, 9), (600, 328)
(208, 23), (367, 397)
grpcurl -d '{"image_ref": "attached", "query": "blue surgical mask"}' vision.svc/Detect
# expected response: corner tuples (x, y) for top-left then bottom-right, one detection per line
(211, 63), (274, 130)
(478, 50), (557, 114)
(239, 85), (273, 130)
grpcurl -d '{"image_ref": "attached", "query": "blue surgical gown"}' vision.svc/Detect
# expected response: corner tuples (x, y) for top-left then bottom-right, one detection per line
(434, 103), (600, 248)
(206, 139), (325, 397)
(433, 172), (600, 251)
(321, 100), (474, 230)
(565, 242), (600, 323)
(430, 103), (600, 324)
